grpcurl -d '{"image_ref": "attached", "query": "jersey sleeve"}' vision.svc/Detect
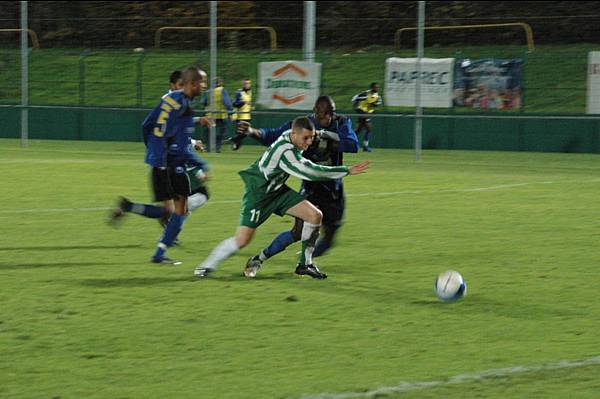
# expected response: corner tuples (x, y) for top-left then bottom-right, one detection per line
(142, 103), (161, 145)
(278, 149), (349, 181)
(334, 116), (360, 153)
(258, 121), (293, 146)
(222, 89), (234, 112)
(232, 90), (244, 108)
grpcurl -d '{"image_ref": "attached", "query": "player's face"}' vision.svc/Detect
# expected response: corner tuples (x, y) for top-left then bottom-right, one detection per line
(291, 128), (315, 151)
(372, 84), (380, 93)
(314, 103), (333, 128)
(243, 80), (251, 90)
(190, 71), (208, 96)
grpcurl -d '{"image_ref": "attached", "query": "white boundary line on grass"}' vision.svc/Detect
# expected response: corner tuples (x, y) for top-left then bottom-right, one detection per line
(1, 179), (600, 215)
(300, 355), (600, 399)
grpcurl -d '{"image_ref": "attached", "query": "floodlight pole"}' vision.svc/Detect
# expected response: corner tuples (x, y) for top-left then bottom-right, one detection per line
(209, 1), (217, 152)
(304, 1), (316, 62)
(415, 1), (425, 161)
(20, 1), (28, 148)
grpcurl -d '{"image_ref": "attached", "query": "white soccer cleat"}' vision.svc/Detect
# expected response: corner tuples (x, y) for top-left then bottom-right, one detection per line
(194, 266), (214, 278)
(243, 256), (263, 278)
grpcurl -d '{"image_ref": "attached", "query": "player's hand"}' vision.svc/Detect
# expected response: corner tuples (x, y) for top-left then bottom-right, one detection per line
(196, 117), (215, 127)
(193, 140), (206, 152)
(194, 169), (211, 183)
(197, 170), (212, 182)
(236, 120), (252, 135)
(348, 160), (369, 175)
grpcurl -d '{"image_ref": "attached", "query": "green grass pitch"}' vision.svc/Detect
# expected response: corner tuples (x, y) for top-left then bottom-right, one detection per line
(1, 138), (600, 398)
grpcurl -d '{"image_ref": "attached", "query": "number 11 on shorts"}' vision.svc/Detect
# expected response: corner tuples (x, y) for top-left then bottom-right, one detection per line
(250, 209), (261, 223)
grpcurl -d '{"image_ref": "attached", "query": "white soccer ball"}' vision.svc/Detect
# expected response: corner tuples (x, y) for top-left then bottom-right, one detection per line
(435, 270), (467, 302)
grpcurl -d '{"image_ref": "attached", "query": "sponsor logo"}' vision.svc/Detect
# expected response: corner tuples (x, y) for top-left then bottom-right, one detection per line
(268, 63), (310, 105)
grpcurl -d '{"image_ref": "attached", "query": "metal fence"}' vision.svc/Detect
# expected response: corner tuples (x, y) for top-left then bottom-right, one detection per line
(2, 1), (600, 151)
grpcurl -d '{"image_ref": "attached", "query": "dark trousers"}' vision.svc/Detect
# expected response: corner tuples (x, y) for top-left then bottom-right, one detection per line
(204, 119), (228, 152)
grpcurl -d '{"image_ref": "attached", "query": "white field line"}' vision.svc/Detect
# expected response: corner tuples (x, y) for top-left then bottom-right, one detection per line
(1, 179), (599, 215)
(300, 355), (600, 399)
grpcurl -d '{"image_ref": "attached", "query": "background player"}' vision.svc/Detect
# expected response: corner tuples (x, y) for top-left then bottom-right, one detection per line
(352, 82), (382, 152)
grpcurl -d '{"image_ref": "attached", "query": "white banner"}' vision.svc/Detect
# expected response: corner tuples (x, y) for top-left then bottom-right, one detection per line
(257, 61), (321, 110)
(587, 51), (600, 114)
(384, 58), (454, 108)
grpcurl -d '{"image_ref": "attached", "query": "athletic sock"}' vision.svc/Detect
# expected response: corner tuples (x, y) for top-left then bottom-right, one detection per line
(261, 231), (295, 260)
(130, 203), (167, 219)
(299, 222), (320, 266)
(313, 238), (331, 258)
(199, 237), (239, 271)
(188, 193), (208, 212)
(153, 214), (185, 259)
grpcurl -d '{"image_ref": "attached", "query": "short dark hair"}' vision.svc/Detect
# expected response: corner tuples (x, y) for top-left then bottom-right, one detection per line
(292, 116), (315, 133)
(182, 67), (203, 84)
(314, 95), (336, 114)
(169, 70), (182, 85)
(370, 82), (379, 89)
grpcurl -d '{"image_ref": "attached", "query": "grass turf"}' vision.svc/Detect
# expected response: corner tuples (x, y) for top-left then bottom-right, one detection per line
(1, 139), (600, 398)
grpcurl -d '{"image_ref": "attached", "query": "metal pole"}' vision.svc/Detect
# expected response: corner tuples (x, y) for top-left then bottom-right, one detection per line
(20, 1), (28, 148)
(415, 1), (425, 161)
(209, 1), (217, 152)
(304, 1), (315, 62)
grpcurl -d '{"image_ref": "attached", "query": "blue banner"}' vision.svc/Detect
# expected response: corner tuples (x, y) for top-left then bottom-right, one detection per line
(454, 59), (523, 109)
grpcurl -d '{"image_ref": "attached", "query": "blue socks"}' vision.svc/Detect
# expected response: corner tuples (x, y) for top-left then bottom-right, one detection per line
(262, 231), (295, 259)
(153, 214), (186, 259)
(129, 202), (168, 219)
(313, 238), (331, 258)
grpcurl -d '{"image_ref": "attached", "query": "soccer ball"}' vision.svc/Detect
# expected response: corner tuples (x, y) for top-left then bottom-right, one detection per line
(435, 270), (467, 302)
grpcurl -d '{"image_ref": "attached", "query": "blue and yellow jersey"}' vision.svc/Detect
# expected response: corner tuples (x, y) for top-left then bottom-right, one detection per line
(233, 89), (252, 121)
(142, 90), (195, 168)
(351, 90), (382, 113)
(200, 86), (233, 120)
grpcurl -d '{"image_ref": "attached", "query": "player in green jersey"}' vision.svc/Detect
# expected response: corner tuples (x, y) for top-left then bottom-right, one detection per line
(194, 116), (369, 279)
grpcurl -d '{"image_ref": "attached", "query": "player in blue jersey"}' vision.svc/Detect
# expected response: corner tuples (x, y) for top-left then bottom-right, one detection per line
(115, 67), (207, 264)
(110, 70), (212, 248)
(231, 96), (360, 278)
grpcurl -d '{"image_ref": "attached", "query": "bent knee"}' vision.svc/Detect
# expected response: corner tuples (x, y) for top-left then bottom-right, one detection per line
(308, 208), (323, 225)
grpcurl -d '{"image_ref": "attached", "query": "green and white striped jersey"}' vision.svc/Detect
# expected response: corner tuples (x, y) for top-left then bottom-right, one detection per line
(239, 131), (349, 193)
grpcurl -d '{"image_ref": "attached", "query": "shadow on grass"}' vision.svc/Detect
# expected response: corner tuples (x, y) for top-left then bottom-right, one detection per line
(0, 261), (129, 270)
(212, 271), (293, 281)
(80, 276), (195, 287)
(0, 244), (143, 252)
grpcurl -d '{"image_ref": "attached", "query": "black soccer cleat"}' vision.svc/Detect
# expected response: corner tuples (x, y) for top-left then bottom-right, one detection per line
(151, 256), (182, 265)
(108, 196), (131, 226)
(226, 133), (246, 151)
(295, 264), (328, 279)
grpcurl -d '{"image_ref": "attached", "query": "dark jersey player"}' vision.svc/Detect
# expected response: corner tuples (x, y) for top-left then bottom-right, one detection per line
(235, 96), (359, 278)
(142, 67), (208, 263)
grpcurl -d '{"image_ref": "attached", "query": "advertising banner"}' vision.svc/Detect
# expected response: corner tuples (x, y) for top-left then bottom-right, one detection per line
(454, 59), (523, 110)
(384, 58), (454, 107)
(257, 61), (321, 110)
(587, 51), (600, 114)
